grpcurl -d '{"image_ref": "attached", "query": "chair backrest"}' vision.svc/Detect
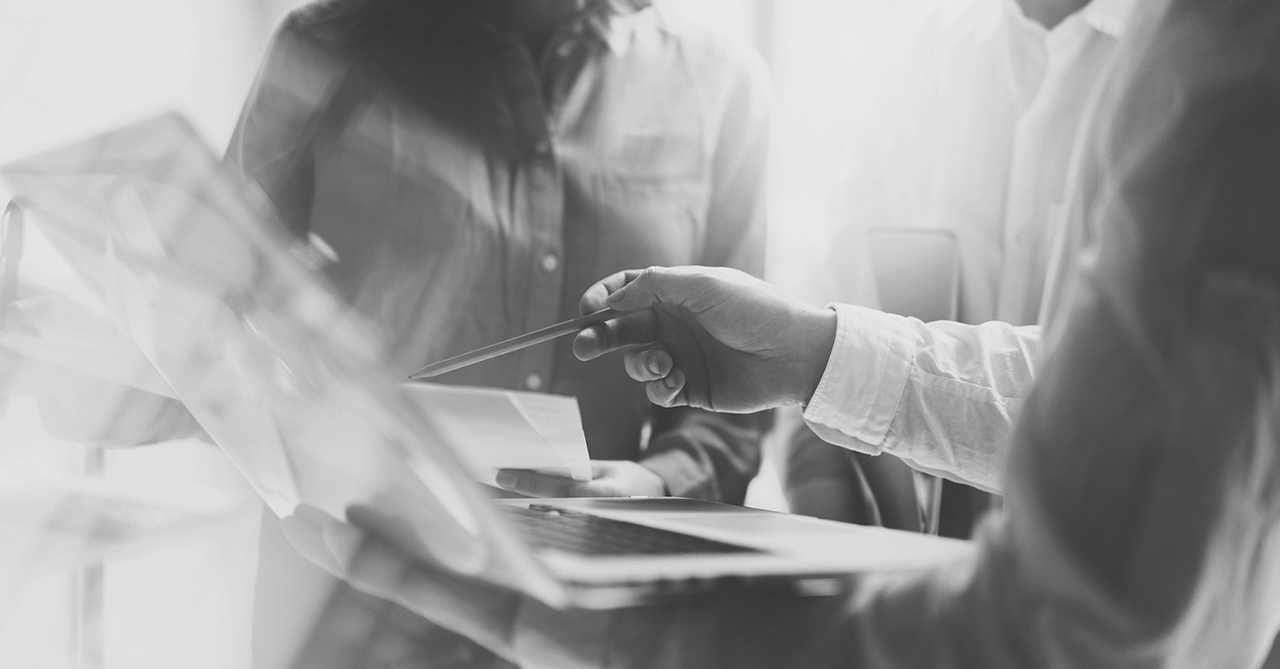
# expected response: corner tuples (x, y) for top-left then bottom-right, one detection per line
(865, 227), (959, 322)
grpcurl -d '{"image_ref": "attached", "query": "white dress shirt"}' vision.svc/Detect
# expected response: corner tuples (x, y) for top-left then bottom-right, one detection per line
(803, 0), (1140, 493)
(995, 0), (1139, 326)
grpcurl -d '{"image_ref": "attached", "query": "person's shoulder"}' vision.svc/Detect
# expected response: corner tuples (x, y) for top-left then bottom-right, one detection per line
(249, 1), (379, 102)
(277, 0), (390, 47)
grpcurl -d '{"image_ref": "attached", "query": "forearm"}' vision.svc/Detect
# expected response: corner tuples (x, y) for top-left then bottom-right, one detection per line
(803, 304), (1040, 492)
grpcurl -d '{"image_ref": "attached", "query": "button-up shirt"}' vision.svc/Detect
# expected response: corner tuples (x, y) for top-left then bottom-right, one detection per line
(226, 0), (771, 502)
(994, 0), (1138, 326)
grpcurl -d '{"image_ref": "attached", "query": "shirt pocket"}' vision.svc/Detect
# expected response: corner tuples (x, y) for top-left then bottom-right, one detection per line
(586, 132), (712, 272)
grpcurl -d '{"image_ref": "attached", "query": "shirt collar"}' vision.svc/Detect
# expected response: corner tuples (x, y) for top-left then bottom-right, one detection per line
(1078, 0), (1142, 37)
(578, 0), (651, 56)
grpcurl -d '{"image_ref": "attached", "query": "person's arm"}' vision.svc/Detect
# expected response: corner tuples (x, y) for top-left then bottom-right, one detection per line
(639, 48), (773, 503)
(802, 307), (1040, 492)
(576, 265), (1041, 494)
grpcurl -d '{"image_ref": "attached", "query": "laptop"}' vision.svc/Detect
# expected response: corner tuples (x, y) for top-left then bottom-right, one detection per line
(0, 113), (970, 609)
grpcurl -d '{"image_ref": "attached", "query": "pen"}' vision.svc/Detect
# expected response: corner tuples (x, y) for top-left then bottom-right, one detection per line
(409, 307), (620, 379)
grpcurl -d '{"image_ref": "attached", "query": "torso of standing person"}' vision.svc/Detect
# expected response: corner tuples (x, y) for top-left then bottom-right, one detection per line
(993, 0), (1139, 326)
(831, 0), (1137, 326)
(225, 0), (770, 465)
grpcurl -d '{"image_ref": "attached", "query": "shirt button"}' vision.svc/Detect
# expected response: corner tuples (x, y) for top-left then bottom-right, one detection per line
(524, 373), (544, 391)
(539, 252), (559, 273)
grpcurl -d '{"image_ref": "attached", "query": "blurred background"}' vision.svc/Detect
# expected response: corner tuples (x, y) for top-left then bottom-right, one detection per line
(0, 0), (986, 667)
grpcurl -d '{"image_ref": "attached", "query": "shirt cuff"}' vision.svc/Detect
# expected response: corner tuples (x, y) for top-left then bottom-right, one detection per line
(802, 303), (916, 452)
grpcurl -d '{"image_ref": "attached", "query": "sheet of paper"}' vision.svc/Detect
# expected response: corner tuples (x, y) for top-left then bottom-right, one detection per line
(0, 114), (566, 598)
(400, 383), (592, 484)
(0, 291), (175, 397)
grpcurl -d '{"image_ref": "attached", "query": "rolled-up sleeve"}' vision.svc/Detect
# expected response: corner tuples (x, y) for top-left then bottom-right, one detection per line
(803, 303), (1040, 492)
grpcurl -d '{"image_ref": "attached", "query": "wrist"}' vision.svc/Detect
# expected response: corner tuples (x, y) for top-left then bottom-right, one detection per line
(639, 444), (701, 497)
(637, 462), (670, 496)
(793, 306), (838, 405)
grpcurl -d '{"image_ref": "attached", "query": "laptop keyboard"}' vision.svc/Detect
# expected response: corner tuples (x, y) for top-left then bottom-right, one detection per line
(503, 504), (761, 556)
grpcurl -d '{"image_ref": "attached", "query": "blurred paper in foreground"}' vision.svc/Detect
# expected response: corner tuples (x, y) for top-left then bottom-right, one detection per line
(0, 112), (564, 604)
(403, 383), (591, 484)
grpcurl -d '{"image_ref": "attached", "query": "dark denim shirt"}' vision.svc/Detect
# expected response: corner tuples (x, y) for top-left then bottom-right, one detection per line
(225, 0), (772, 502)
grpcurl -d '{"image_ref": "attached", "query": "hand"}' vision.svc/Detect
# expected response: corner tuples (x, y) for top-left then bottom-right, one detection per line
(572, 266), (838, 413)
(496, 460), (667, 497)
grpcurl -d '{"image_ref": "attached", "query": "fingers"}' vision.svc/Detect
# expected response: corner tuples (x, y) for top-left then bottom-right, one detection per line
(580, 266), (698, 316)
(600, 265), (743, 314)
(496, 470), (592, 497)
(579, 269), (645, 315)
(623, 347), (673, 382)
(645, 368), (686, 407)
(572, 309), (658, 361)
(601, 266), (672, 311)
(620, 346), (685, 406)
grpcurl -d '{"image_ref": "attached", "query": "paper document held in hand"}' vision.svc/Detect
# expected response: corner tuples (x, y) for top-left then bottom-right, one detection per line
(401, 383), (591, 484)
